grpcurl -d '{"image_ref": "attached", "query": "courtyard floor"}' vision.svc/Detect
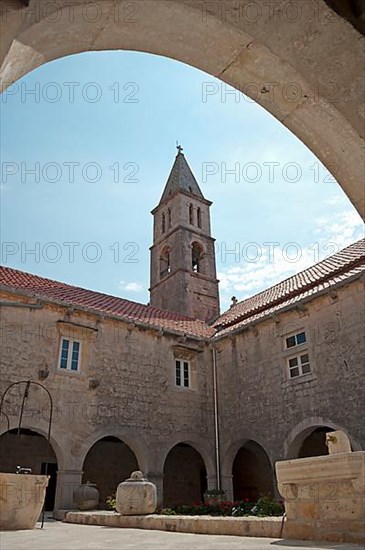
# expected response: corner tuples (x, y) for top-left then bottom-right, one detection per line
(0, 519), (362, 550)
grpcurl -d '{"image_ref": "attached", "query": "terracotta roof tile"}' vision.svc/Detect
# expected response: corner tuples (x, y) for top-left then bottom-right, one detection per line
(213, 238), (365, 334)
(1, 239), (364, 341)
(0, 267), (214, 339)
(214, 263), (364, 338)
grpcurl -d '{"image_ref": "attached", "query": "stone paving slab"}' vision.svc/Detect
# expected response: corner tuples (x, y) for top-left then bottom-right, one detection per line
(0, 520), (363, 550)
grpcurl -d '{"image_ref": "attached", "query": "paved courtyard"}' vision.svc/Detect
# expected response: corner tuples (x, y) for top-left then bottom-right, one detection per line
(0, 520), (362, 550)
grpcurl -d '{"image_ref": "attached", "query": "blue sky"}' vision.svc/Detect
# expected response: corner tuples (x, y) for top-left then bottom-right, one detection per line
(1, 51), (363, 312)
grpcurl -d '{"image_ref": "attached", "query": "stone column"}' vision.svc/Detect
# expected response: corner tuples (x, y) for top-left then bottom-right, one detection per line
(221, 474), (233, 501)
(206, 474), (218, 491)
(146, 472), (163, 508)
(54, 470), (83, 513)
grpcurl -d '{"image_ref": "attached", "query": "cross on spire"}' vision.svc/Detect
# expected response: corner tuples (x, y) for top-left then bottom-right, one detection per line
(176, 143), (183, 155)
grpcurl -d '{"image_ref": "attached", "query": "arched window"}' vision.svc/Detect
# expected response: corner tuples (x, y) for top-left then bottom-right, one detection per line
(189, 204), (193, 225)
(192, 242), (204, 273)
(162, 212), (166, 233)
(197, 207), (201, 228)
(168, 208), (172, 228)
(160, 247), (171, 278)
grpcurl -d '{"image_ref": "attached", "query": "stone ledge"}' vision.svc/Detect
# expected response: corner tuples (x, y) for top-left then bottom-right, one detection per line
(53, 510), (70, 521)
(64, 511), (285, 538)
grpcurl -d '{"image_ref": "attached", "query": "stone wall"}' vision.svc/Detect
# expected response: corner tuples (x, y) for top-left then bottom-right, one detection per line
(0, 289), (215, 509)
(0, 276), (363, 510)
(216, 278), (365, 497)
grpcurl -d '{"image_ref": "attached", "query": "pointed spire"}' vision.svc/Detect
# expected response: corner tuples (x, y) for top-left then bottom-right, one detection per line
(158, 146), (204, 205)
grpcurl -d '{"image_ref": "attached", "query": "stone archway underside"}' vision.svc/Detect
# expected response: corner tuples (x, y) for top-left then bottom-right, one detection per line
(0, 428), (59, 510)
(0, 427), (58, 473)
(163, 443), (207, 507)
(82, 436), (139, 507)
(286, 425), (338, 459)
(232, 441), (273, 502)
(297, 426), (333, 458)
(0, 0), (364, 217)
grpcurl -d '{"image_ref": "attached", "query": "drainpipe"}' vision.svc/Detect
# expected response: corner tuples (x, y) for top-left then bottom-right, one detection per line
(212, 347), (221, 491)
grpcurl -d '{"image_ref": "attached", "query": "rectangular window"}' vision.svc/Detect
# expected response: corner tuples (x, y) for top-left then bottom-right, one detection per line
(175, 359), (190, 388)
(286, 331), (306, 349)
(288, 353), (311, 378)
(59, 338), (81, 372)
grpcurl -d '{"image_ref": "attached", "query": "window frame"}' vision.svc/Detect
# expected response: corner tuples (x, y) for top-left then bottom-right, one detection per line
(285, 330), (307, 349)
(287, 352), (311, 379)
(175, 358), (191, 388)
(282, 329), (312, 381)
(58, 337), (82, 372)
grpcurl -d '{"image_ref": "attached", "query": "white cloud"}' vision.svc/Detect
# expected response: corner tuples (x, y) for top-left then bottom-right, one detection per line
(218, 208), (364, 310)
(119, 281), (144, 293)
(324, 194), (346, 207)
(313, 210), (364, 250)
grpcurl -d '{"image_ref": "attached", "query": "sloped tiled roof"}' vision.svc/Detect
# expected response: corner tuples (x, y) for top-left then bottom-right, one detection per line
(158, 150), (205, 206)
(0, 267), (214, 339)
(1, 239), (364, 341)
(213, 238), (365, 337)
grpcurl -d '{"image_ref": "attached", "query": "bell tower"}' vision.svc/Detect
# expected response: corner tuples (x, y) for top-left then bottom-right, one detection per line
(149, 146), (220, 323)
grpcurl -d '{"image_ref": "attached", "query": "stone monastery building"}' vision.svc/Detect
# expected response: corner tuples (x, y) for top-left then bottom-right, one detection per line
(0, 149), (364, 512)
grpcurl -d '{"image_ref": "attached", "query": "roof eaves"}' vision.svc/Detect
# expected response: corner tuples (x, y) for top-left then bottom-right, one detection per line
(214, 253), (365, 330)
(0, 285), (211, 341)
(212, 269), (364, 341)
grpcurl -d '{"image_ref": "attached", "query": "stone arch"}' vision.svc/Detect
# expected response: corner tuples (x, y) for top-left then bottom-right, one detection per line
(0, 425), (62, 511)
(79, 428), (149, 473)
(284, 417), (361, 459)
(1, 1), (363, 216)
(222, 436), (273, 476)
(159, 434), (215, 478)
(0, 421), (65, 470)
(191, 241), (205, 274)
(163, 442), (208, 506)
(223, 438), (274, 502)
(158, 434), (215, 506)
(159, 245), (171, 278)
(81, 435), (140, 507)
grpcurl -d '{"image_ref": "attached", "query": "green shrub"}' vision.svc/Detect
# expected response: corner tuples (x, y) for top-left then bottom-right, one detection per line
(105, 493), (284, 517)
(255, 495), (284, 517)
(158, 508), (177, 515)
(106, 493), (116, 511)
